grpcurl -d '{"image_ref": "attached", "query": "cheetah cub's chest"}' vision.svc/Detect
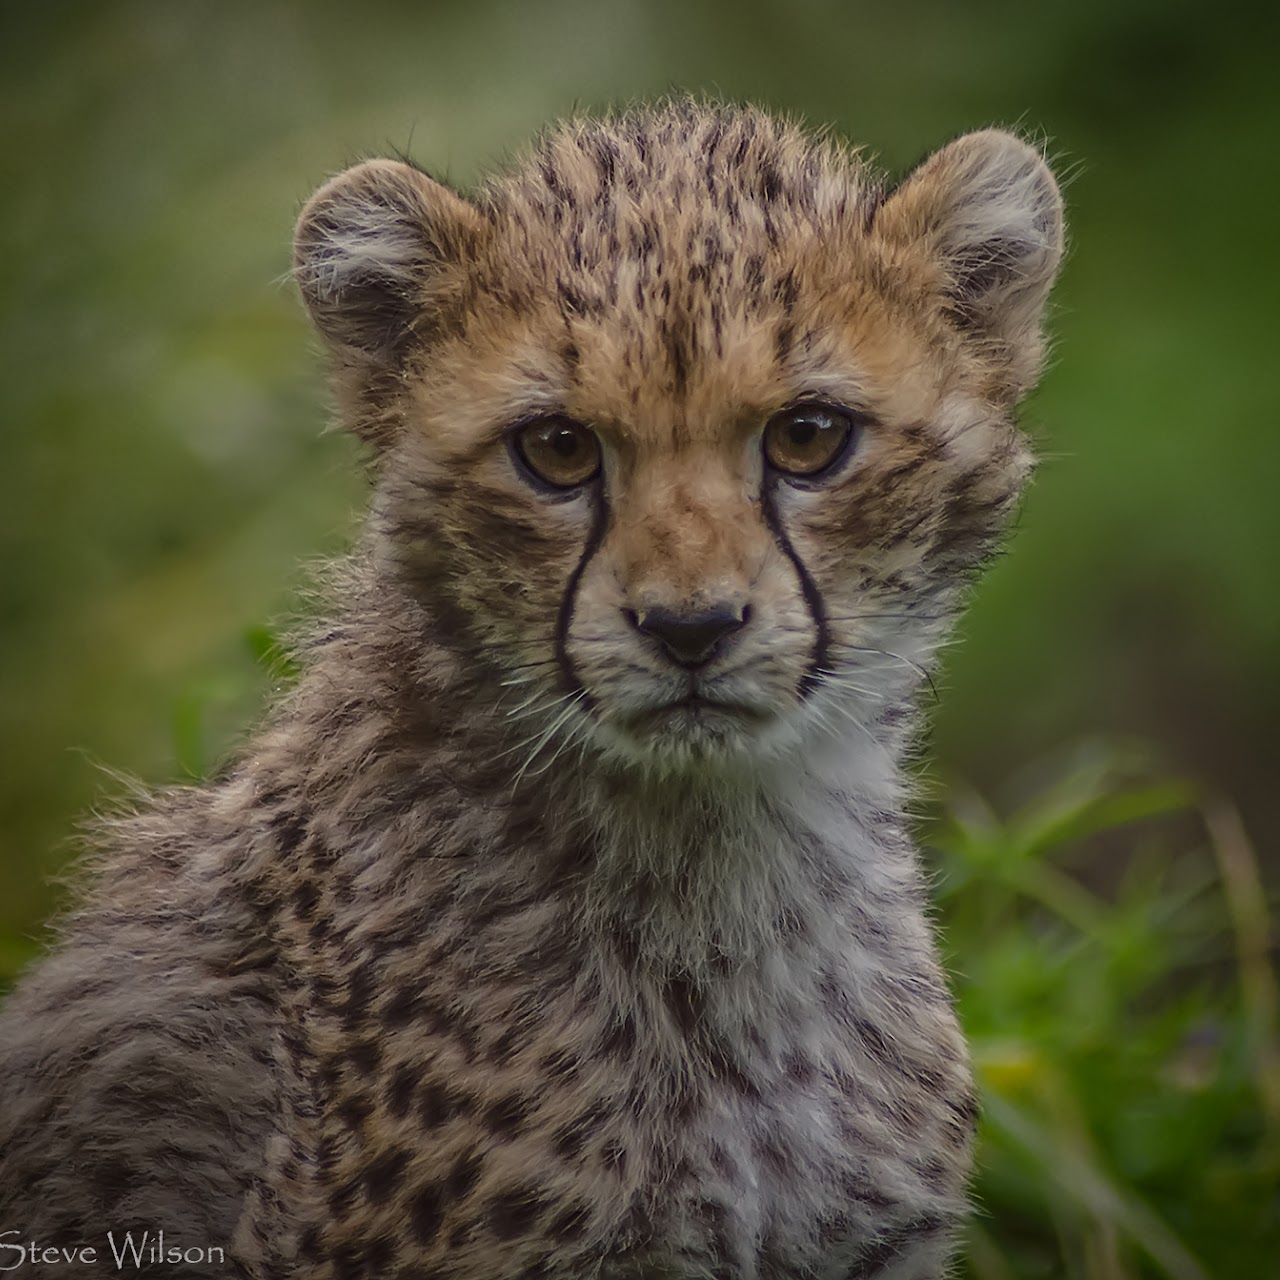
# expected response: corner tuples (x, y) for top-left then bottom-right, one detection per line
(597, 938), (973, 1279)
(283, 782), (973, 1279)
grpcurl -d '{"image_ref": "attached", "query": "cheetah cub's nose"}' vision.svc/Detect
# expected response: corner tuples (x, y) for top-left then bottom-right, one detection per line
(628, 604), (750, 668)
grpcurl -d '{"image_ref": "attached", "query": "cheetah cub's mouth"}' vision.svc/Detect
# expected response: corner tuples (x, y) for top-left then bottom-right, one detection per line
(629, 689), (774, 738)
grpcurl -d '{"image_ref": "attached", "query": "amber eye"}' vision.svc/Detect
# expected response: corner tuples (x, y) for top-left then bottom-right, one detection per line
(763, 402), (857, 477)
(514, 415), (602, 489)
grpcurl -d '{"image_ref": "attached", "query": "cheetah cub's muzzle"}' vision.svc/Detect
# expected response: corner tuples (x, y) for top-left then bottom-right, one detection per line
(550, 396), (896, 767)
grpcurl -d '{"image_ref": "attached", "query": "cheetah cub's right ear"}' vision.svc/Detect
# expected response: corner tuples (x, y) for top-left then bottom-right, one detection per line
(294, 160), (487, 444)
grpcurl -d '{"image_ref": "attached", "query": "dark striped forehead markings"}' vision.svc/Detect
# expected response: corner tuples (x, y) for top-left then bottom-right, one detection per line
(560, 334), (580, 374)
(660, 311), (693, 399)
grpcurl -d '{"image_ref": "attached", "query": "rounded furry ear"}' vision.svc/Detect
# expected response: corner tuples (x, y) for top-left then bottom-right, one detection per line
(877, 130), (1064, 396)
(294, 159), (486, 367)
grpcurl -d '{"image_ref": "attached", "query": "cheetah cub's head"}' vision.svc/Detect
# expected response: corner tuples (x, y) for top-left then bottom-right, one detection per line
(295, 104), (1063, 773)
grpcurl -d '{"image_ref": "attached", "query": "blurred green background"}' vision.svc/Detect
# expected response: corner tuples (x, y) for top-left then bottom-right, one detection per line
(1, 1), (1276, 1276)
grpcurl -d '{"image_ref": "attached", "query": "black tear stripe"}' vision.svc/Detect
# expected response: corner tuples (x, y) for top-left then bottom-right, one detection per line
(761, 481), (829, 700)
(554, 486), (610, 711)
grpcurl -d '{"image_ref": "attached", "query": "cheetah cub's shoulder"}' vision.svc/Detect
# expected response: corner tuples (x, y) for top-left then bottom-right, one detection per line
(0, 101), (1063, 1279)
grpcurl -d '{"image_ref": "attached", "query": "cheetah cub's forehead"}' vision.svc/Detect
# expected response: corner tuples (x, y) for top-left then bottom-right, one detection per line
(477, 110), (877, 424)
(294, 103), (1063, 769)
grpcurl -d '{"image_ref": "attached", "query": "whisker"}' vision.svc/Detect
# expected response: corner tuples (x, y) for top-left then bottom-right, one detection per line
(520, 708), (591, 782)
(836, 643), (939, 702)
(512, 691), (589, 788)
(811, 668), (887, 702)
(503, 688), (555, 722)
(492, 691), (579, 758)
(498, 656), (561, 674)
(810, 692), (880, 748)
(823, 612), (950, 625)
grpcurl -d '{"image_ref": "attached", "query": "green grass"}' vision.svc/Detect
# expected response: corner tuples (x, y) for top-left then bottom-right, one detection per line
(933, 745), (1279, 1278)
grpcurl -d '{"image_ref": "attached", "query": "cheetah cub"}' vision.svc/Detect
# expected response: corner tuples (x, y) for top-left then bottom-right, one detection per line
(0, 101), (1063, 1278)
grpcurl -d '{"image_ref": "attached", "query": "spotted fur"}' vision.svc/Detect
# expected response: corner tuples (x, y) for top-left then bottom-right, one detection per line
(0, 100), (1064, 1277)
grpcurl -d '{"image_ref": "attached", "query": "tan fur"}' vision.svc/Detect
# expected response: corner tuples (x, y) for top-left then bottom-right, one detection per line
(0, 100), (1063, 1278)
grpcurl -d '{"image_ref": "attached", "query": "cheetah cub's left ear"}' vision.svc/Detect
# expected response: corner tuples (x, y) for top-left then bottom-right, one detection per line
(294, 160), (487, 437)
(877, 130), (1065, 399)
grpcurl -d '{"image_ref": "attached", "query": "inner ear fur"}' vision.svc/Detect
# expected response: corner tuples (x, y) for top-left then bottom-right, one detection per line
(876, 130), (1065, 397)
(294, 159), (487, 373)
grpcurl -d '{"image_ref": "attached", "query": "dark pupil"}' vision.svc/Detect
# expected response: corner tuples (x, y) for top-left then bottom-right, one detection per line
(788, 416), (822, 447)
(550, 427), (579, 458)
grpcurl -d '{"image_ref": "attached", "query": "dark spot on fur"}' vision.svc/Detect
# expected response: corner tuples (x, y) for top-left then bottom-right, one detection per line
(596, 1138), (625, 1176)
(362, 1236), (394, 1274)
(362, 1147), (410, 1203)
(783, 1048), (815, 1085)
(600, 1010), (637, 1059)
(331, 1241), (370, 1280)
(540, 1047), (582, 1081)
(291, 879), (320, 918)
(346, 1037), (382, 1073)
(854, 1016), (894, 1067)
(487, 1183), (549, 1240)
(338, 958), (378, 1029)
(409, 1181), (446, 1244)
(418, 1080), (471, 1130)
(327, 1174), (361, 1218)
(268, 808), (308, 855)
(93, 1154), (143, 1211)
(557, 278), (588, 317)
(774, 320), (794, 363)
(915, 1153), (952, 1191)
(381, 984), (420, 1028)
(489, 1020), (527, 1065)
(449, 1149), (484, 1199)
(759, 160), (782, 204)
(336, 1094), (373, 1131)
(387, 1062), (417, 1119)
(851, 1218), (945, 1277)
(756, 1135), (791, 1178)
(483, 1090), (533, 1138)
(839, 1169), (896, 1211)
(779, 267), (799, 313)
(546, 1200), (592, 1242)
(663, 972), (704, 1036)
(553, 1099), (608, 1160)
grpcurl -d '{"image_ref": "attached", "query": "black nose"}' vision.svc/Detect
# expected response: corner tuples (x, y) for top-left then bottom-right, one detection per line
(628, 604), (749, 667)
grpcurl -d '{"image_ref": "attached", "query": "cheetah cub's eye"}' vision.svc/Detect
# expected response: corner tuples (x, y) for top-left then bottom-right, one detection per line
(513, 415), (602, 489)
(763, 402), (859, 478)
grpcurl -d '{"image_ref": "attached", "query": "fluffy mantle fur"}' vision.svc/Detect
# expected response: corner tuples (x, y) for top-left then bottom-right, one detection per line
(0, 101), (1064, 1279)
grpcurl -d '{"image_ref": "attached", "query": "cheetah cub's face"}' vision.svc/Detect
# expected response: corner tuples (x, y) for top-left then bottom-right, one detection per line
(295, 106), (1062, 771)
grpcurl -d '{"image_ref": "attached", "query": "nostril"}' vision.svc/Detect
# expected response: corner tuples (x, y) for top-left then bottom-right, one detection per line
(628, 604), (749, 668)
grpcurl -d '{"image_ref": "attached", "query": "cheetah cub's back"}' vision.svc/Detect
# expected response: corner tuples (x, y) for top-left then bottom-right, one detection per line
(0, 102), (1063, 1279)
